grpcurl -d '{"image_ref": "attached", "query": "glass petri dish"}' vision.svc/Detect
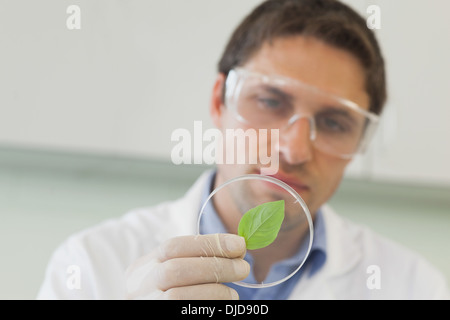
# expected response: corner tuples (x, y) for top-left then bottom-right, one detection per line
(197, 174), (314, 288)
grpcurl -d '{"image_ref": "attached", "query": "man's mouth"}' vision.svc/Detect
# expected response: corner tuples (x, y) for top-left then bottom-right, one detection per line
(255, 168), (310, 195)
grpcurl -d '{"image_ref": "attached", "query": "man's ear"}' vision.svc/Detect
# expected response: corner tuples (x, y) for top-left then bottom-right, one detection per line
(210, 73), (226, 129)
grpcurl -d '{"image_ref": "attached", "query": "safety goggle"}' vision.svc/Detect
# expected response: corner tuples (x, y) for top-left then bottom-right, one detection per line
(224, 68), (380, 159)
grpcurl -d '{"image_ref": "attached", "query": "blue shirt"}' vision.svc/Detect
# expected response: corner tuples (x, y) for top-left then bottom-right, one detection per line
(199, 171), (327, 300)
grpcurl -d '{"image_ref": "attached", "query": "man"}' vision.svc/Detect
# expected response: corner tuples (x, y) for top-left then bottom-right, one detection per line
(38, 0), (449, 299)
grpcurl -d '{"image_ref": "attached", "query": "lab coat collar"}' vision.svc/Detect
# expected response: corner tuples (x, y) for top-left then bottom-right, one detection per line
(319, 204), (363, 277)
(288, 205), (364, 299)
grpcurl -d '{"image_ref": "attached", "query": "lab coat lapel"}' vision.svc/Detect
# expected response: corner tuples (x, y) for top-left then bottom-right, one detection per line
(289, 205), (363, 299)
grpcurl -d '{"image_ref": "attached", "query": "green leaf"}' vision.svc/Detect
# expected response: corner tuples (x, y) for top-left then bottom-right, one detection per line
(237, 200), (285, 250)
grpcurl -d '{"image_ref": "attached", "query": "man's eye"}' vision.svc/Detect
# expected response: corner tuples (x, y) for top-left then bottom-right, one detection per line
(257, 98), (281, 109)
(316, 116), (349, 133)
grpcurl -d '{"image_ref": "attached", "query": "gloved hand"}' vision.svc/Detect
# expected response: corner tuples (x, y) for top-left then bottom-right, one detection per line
(125, 233), (249, 300)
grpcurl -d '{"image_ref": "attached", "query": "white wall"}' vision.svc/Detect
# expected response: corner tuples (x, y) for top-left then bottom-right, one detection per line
(343, 0), (450, 185)
(0, 0), (260, 158)
(1, 0), (450, 186)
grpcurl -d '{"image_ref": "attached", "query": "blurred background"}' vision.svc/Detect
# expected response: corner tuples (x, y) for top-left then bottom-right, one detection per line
(0, 0), (449, 299)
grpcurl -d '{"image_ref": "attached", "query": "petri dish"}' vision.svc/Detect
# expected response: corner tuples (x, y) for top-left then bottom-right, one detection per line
(197, 174), (314, 288)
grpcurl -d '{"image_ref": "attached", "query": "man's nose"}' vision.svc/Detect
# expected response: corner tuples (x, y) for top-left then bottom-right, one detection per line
(278, 116), (314, 165)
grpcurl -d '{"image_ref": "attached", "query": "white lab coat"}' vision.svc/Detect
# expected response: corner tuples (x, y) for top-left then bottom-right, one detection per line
(37, 171), (450, 300)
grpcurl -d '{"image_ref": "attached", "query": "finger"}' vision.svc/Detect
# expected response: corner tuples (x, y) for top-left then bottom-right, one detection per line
(162, 283), (240, 300)
(157, 257), (250, 291)
(158, 234), (246, 261)
(125, 255), (160, 299)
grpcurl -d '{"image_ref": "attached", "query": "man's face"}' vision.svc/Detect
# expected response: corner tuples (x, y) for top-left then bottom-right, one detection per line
(212, 35), (370, 220)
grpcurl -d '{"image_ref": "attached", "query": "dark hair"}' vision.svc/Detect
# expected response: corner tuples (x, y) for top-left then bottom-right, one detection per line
(218, 0), (387, 115)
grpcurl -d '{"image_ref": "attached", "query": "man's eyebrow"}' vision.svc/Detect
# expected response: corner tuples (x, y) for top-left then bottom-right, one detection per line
(260, 85), (294, 103)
